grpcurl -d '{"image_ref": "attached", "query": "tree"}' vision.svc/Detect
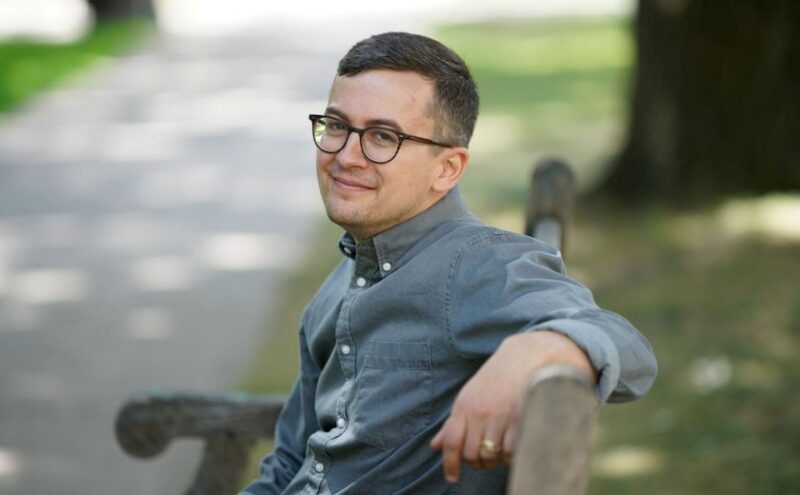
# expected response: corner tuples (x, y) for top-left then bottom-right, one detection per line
(600, 0), (800, 202)
(87, 0), (153, 20)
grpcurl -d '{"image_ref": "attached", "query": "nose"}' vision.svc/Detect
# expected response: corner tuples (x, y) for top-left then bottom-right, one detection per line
(336, 131), (369, 168)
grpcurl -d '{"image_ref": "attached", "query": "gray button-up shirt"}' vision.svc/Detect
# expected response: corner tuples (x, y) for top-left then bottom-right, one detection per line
(240, 188), (657, 495)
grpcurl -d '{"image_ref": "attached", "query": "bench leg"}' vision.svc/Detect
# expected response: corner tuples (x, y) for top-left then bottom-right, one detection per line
(185, 432), (254, 495)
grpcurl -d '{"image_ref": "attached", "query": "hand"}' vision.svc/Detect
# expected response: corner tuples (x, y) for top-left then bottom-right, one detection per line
(429, 330), (596, 483)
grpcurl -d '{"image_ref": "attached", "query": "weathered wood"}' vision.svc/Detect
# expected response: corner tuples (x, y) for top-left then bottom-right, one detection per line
(115, 391), (285, 495)
(507, 364), (597, 495)
(525, 157), (577, 256)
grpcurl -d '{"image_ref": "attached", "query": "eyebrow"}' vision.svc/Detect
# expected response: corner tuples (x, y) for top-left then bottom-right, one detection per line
(324, 107), (403, 131)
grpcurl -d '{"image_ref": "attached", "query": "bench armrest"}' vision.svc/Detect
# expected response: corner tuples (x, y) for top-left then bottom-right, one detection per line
(508, 364), (597, 495)
(115, 391), (285, 495)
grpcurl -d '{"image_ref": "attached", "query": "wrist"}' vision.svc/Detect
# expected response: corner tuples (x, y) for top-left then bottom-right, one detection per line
(503, 330), (598, 383)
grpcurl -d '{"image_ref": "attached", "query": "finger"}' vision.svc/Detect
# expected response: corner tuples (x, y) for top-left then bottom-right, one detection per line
(478, 456), (503, 469)
(477, 423), (506, 469)
(502, 422), (519, 464)
(440, 415), (467, 484)
(430, 428), (444, 451)
(462, 416), (485, 468)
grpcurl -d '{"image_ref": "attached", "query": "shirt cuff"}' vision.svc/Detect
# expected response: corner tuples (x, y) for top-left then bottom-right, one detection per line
(528, 319), (621, 403)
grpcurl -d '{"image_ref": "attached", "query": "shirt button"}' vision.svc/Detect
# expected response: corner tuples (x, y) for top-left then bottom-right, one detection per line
(336, 417), (346, 428)
(356, 277), (366, 287)
(314, 462), (324, 473)
(382, 262), (392, 272)
(341, 344), (351, 355)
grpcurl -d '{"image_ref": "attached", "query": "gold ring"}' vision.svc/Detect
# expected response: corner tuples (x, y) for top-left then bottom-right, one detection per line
(480, 439), (502, 455)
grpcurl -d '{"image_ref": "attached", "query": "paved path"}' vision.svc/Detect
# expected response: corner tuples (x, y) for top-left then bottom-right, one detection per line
(0, 19), (414, 495)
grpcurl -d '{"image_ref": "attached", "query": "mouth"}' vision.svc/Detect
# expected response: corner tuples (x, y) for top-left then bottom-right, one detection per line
(332, 175), (375, 192)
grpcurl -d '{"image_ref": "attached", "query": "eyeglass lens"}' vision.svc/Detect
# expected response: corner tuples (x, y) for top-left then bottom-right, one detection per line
(312, 117), (400, 163)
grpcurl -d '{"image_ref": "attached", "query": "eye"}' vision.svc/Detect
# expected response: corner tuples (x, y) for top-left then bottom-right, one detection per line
(325, 119), (347, 131)
(367, 128), (400, 147)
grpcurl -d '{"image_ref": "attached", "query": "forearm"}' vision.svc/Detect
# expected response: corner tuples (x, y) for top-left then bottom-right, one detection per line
(502, 330), (598, 383)
(527, 308), (657, 403)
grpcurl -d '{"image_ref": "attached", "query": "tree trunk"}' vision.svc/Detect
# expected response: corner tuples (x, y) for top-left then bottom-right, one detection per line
(600, 0), (800, 202)
(87, 0), (153, 20)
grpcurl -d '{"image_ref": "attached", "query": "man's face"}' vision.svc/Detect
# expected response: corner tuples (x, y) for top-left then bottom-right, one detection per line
(316, 69), (448, 240)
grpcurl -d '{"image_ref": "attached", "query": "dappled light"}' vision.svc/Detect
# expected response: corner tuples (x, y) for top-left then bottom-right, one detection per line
(196, 233), (306, 271)
(593, 446), (663, 478)
(124, 307), (175, 340)
(0, 447), (21, 482)
(717, 194), (800, 243)
(688, 356), (733, 394)
(12, 268), (89, 304)
(129, 256), (196, 291)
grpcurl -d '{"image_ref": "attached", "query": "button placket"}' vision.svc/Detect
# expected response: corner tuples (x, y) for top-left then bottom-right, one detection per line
(334, 292), (357, 380)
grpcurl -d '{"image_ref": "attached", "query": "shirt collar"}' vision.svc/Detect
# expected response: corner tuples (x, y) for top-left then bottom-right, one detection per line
(337, 187), (470, 276)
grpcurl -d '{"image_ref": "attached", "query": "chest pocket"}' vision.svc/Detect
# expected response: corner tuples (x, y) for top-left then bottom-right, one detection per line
(350, 341), (433, 450)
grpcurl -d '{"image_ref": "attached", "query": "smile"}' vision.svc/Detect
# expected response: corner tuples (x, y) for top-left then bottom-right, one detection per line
(332, 176), (375, 192)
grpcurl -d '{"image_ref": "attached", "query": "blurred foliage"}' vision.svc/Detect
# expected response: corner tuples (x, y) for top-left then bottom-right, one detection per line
(437, 18), (632, 214)
(241, 17), (800, 494)
(0, 20), (151, 114)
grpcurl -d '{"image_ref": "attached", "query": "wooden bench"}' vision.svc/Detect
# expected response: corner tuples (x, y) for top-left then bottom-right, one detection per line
(115, 158), (597, 495)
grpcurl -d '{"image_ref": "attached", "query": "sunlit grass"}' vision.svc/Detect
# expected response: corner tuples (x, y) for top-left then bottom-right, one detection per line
(438, 18), (633, 215)
(438, 19), (632, 76)
(0, 20), (152, 113)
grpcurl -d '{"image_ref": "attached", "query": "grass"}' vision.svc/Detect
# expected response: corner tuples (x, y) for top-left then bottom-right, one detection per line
(0, 20), (152, 113)
(569, 201), (800, 495)
(240, 16), (800, 494)
(438, 17), (633, 214)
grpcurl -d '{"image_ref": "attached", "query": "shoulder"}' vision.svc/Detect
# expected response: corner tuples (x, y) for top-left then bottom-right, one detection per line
(445, 220), (563, 275)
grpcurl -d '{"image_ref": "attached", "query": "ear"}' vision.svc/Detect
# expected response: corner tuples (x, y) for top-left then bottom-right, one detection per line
(432, 147), (469, 193)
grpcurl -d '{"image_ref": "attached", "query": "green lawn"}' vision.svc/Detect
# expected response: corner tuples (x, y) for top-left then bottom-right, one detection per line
(241, 17), (800, 494)
(0, 20), (151, 113)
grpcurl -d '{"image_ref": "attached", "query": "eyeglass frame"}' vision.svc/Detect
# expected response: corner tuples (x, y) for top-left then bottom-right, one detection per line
(308, 114), (454, 165)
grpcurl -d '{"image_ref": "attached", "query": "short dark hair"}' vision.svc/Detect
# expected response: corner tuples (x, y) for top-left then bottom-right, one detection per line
(337, 32), (479, 148)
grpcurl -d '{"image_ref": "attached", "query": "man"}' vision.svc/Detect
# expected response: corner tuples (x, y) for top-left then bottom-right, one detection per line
(240, 32), (657, 495)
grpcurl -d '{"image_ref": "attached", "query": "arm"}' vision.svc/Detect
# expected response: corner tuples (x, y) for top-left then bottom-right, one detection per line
(238, 379), (306, 495)
(431, 233), (657, 481)
(239, 327), (318, 495)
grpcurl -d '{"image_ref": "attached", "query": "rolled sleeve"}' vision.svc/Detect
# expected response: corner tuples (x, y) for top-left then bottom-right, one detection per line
(534, 305), (659, 402)
(447, 231), (657, 403)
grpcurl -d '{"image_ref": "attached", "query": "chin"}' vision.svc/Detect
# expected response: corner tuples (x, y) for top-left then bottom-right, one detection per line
(324, 202), (367, 230)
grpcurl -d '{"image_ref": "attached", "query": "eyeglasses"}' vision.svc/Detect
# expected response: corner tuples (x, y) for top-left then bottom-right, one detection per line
(308, 114), (453, 164)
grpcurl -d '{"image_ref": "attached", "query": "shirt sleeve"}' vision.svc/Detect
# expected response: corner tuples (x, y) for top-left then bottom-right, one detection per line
(238, 327), (317, 494)
(445, 232), (657, 403)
